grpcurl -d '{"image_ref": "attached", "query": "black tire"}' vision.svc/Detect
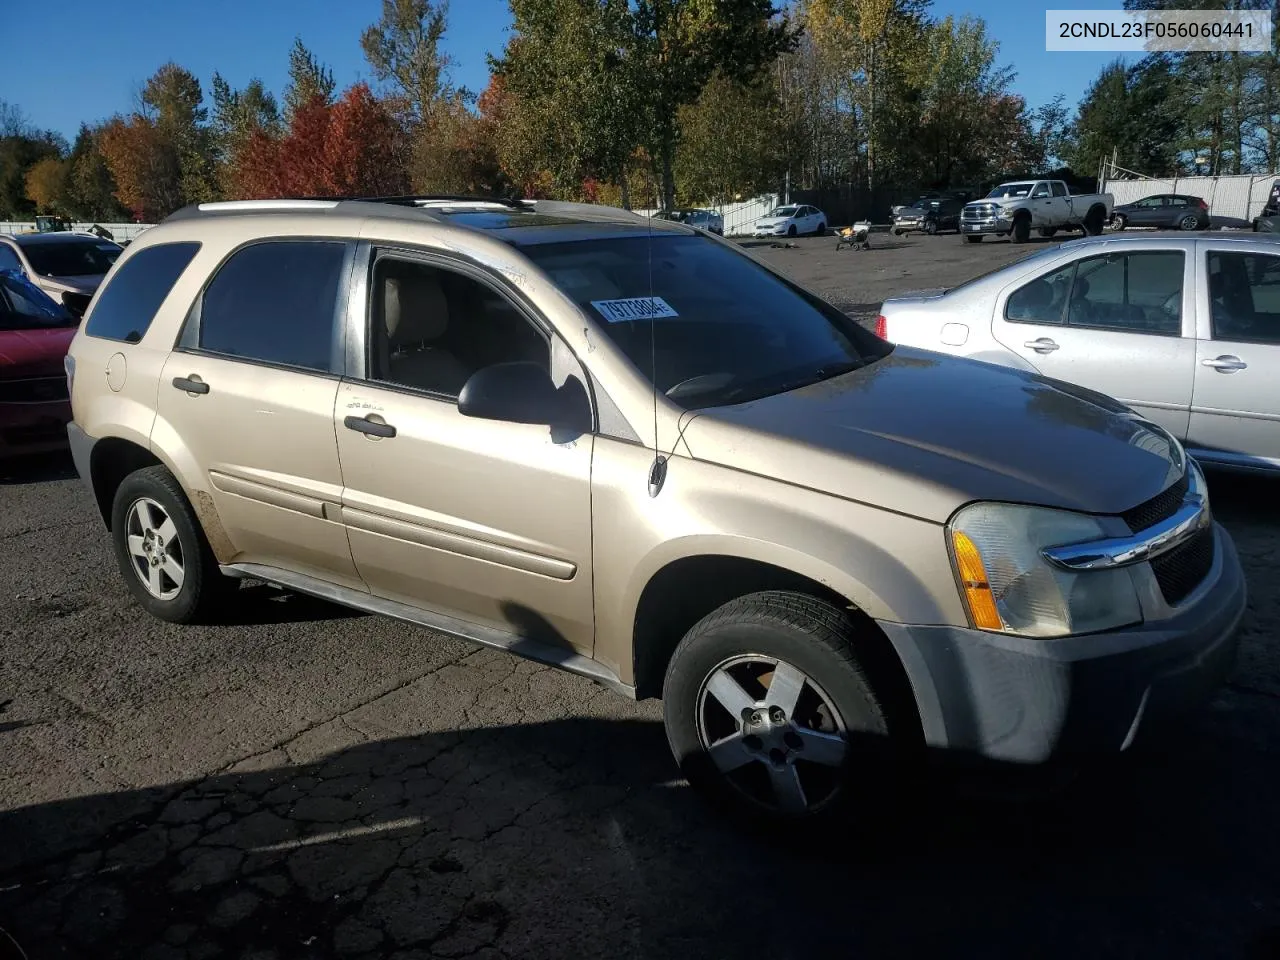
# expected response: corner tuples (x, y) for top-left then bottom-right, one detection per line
(814, 221), (826, 236)
(1111, 214), (1127, 231)
(663, 591), (907, 829)
(1011, 216), (1031, 243)
(786, 224), (797, 237)
(924, 219), (937, 235)
(110, 465), (235, 624)
(1084, 206), (1106, 236)
(1038, 226), (1057, 238)
(964, 234), (983, 243)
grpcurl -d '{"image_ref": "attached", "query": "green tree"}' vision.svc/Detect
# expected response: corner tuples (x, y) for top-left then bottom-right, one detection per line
(142, 63), (217, 203)
(496, 0), (795, 209)
(283, 38), (337, 122)
(361, 0), (458, 125)
(0, 103), (64, 219)
(212, 74), (281, 195)
(675, 71), (784, 203)
(62, 124), (127, 220)
(807, 0), (930, 187)
(1068, 57), (1181, 177)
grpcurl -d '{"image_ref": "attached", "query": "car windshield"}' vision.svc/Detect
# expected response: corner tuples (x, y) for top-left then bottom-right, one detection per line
(0, 270), (75, 329)
(19, 238), (122, 277)
(986, 183), (1035, 199)
(768, 206), (798, 217)
(519, 234), (891, 409)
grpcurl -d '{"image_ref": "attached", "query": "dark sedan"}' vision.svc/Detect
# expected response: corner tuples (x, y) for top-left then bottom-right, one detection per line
(0, 269), (77, 458)
(891, 197), (964, 235)
(1110, 193), (1211, 231)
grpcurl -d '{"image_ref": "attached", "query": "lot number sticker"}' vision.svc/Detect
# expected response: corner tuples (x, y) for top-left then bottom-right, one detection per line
(590, 297), (679, 323)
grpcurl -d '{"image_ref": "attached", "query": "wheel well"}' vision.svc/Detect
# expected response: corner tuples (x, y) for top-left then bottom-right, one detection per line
(1012, 208), (1031, 221)
(88, 438), (161, 526)
(1088, 204), (1106, 221)
(630, 556), (923, 739)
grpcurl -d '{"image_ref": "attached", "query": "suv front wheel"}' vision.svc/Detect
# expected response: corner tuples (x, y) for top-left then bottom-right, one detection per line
(663, 591), (899, 827)
(110, 465), (235, 623)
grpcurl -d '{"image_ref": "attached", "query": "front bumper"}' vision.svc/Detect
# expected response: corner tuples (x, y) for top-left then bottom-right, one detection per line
(878, 522), (1245, 765)
(0, 399), (73, 458)
(960, 217), (1011, 236)
(753, 224), (789, 237)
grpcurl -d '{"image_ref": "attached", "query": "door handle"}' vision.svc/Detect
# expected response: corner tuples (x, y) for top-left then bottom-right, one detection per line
(344, 414), (397, 439)
(1201, 355), (1247, 372)
(172, 375), (209, 395)
(1023, 338), (1060, 354)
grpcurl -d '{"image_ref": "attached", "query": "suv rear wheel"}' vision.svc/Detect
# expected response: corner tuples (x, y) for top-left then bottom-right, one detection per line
(110, 465), (235, 624)
(663, 591), (899, 827)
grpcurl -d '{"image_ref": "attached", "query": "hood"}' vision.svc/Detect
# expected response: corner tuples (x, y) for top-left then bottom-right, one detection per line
(37, 274), (104, 295)
(0, 327), (78, 377)
(680, 346), (1183, 523)
(755, 217), (788, 226)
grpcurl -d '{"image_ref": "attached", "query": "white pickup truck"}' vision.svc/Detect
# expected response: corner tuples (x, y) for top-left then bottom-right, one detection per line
(961, 180), (1114, 244)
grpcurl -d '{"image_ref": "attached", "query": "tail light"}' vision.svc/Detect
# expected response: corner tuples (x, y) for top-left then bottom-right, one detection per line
(875, 315), (888, 339)
(1197, 198), (1209, 209)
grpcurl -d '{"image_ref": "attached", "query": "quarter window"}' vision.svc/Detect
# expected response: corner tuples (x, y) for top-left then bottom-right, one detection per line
(1051, 182), (1068, 198)
(195, 241), (348, 373)
(84, 241), (201, 343)
(1208, 250), (1280, 345)
(0, 244), (22, 272)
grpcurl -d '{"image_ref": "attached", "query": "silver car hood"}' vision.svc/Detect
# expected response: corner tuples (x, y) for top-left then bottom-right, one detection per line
(681, 346), (1183, 524)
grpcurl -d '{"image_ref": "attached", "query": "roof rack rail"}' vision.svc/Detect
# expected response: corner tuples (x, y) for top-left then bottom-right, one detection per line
(525, 199), (645, 221)
(352, 194), (525, 208)
(163, 199), (340, 222)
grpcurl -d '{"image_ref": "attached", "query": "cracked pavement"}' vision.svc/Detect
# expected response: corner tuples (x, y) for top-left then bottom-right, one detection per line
(2, 235), (1279, 959)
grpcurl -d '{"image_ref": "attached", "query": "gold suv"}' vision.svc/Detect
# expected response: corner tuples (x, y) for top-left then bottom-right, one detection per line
(66, 197), (1246, 824)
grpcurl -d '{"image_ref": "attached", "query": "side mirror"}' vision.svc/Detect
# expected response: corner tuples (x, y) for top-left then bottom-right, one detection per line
(457, 361), (565, 425)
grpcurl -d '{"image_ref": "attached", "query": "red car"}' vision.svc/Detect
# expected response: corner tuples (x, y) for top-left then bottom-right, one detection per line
(0, 269), (77, 458)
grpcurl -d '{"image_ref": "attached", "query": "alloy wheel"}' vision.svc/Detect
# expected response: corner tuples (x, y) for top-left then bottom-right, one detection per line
(124, 497), (185, 600)
(696, 654), (848, 815)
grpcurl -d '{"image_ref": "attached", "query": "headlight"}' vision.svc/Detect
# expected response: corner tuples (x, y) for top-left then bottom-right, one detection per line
(948, 502), (1141, 638)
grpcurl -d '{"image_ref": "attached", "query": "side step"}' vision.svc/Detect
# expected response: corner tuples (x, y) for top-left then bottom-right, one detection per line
(221, 562), (635, 699)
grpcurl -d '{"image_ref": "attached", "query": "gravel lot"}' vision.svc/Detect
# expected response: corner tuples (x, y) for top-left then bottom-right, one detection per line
(2, 233), (1278, 959)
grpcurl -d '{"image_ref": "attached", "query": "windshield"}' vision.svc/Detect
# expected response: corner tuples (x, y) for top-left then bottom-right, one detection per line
(0, 270), (75, 329)
(768, 206), (798, 218)
(986, 183), (1035, 199)
(520, 234), (891, 408)
(19, 238), (122, 277)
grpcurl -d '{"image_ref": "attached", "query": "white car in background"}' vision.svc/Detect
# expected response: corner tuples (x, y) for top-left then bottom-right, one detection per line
(877, 233), (1280, 473)
(754, 204), (827, 238)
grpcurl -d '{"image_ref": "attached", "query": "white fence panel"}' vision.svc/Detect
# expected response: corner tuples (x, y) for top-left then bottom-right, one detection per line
(1103, 175), (1276, 222)
(0, 221), (154, 242)
(635, 194), (780, 236)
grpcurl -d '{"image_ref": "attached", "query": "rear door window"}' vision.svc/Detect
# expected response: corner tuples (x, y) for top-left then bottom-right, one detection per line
(1208, 250), (1280, 344)
(1051, 182), (1068, 198)
(84, 242), (202, 343)
(192, 240), (349, 373)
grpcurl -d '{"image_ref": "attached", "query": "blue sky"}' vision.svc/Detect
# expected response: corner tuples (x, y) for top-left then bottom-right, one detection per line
(3, 0), (1136, 140)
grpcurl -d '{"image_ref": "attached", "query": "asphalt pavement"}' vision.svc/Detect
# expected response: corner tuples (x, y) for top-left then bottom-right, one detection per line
(1, 233), (1278, 959)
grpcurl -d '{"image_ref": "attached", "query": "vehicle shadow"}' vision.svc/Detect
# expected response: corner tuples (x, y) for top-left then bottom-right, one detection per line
(1, 702), (1277, 959)
(0, 451), (76, 485)
(221, 581), (369, 626)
